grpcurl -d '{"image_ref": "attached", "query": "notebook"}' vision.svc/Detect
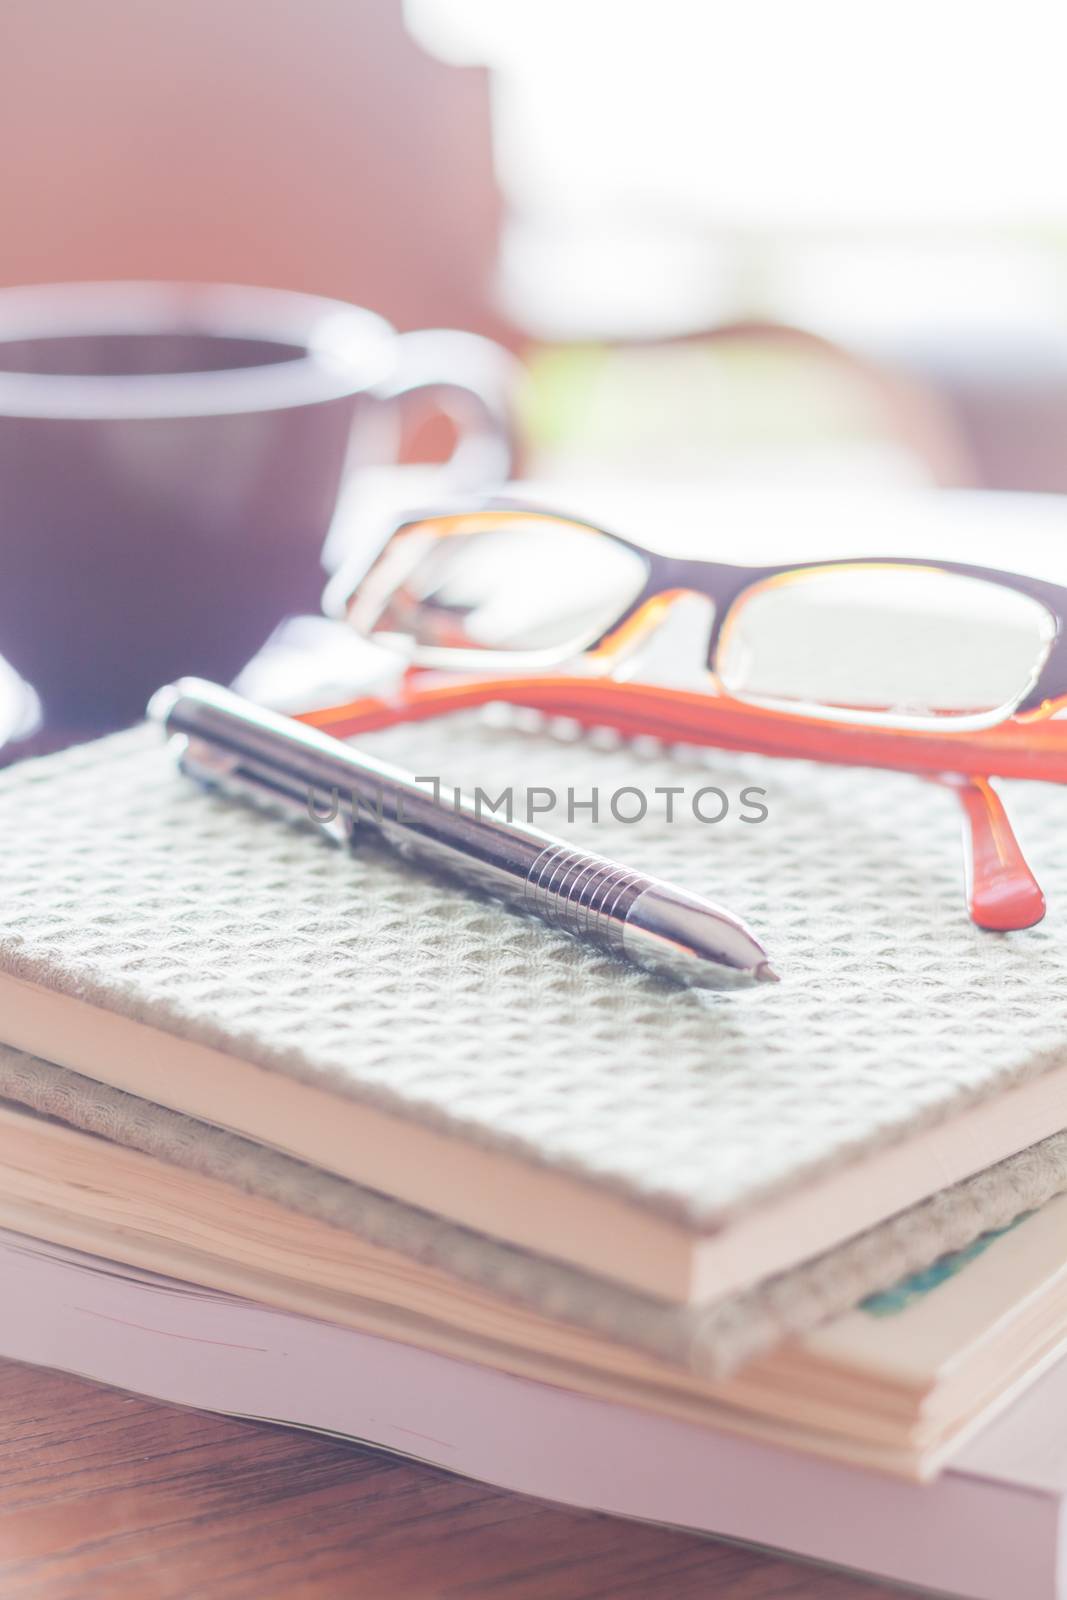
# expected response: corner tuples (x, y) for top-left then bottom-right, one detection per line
(4, 1221), (1067, 1600)
(5, 1044), (1067, 1476)
(0, 693), (1066, 1304)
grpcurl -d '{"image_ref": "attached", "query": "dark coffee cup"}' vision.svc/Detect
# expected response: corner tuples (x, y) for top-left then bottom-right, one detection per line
(0, 282), (515, 728)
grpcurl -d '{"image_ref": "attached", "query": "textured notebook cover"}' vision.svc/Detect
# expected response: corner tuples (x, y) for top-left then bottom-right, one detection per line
(5, 1041), (1067, 1379)
(0, 715), (1065, 1235)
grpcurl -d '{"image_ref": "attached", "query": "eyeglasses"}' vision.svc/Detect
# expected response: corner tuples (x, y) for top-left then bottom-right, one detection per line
(302, 500), (1067, 932)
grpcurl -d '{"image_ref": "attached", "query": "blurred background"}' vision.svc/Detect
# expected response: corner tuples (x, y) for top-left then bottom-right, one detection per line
(5, 0), (1067, 494)
(5, 0), (1067, 756)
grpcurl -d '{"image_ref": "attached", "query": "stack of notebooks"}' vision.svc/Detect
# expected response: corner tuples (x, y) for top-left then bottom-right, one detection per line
(2, 701), (1067, 1599)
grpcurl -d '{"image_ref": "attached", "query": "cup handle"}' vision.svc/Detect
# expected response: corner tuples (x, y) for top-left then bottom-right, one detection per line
(320, 329), (520, 581)
(371, 328), (520, 489)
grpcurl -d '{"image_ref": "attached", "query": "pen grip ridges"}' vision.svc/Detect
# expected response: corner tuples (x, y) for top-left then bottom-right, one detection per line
(522, 845), (647, 953)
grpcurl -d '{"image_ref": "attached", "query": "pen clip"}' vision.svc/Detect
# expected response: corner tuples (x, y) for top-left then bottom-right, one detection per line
(177, 733), (352, 848)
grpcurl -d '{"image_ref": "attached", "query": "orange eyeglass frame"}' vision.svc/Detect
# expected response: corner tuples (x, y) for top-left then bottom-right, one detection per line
(299, 504), (1067, 933)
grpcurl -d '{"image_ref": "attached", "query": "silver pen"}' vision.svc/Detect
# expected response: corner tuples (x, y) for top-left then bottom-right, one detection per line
(149, 678), (778, 991)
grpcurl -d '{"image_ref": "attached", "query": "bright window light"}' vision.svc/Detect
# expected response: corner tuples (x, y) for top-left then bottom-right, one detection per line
(407, 0), (1067, 226)
(407, 1), (1067, 337)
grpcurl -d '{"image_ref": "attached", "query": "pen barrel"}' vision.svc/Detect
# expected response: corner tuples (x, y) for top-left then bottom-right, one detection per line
(370, 793), (645, 957)
(152, 679), (771, 990)
(373, 803), (765, 986)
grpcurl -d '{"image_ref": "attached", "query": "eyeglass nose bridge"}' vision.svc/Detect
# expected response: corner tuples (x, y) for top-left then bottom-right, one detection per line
(590, 556), (761, 681)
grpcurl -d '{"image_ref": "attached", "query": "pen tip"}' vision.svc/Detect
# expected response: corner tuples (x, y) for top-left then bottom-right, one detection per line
(754, 961), (781, 984)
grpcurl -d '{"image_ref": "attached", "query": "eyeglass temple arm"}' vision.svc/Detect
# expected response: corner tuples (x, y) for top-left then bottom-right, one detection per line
(931, 775), (1045, 932)
(296, 675), (1067, 778)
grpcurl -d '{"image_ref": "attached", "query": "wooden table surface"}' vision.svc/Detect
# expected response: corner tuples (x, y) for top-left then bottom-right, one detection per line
(0, 1358), (904, 1600)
